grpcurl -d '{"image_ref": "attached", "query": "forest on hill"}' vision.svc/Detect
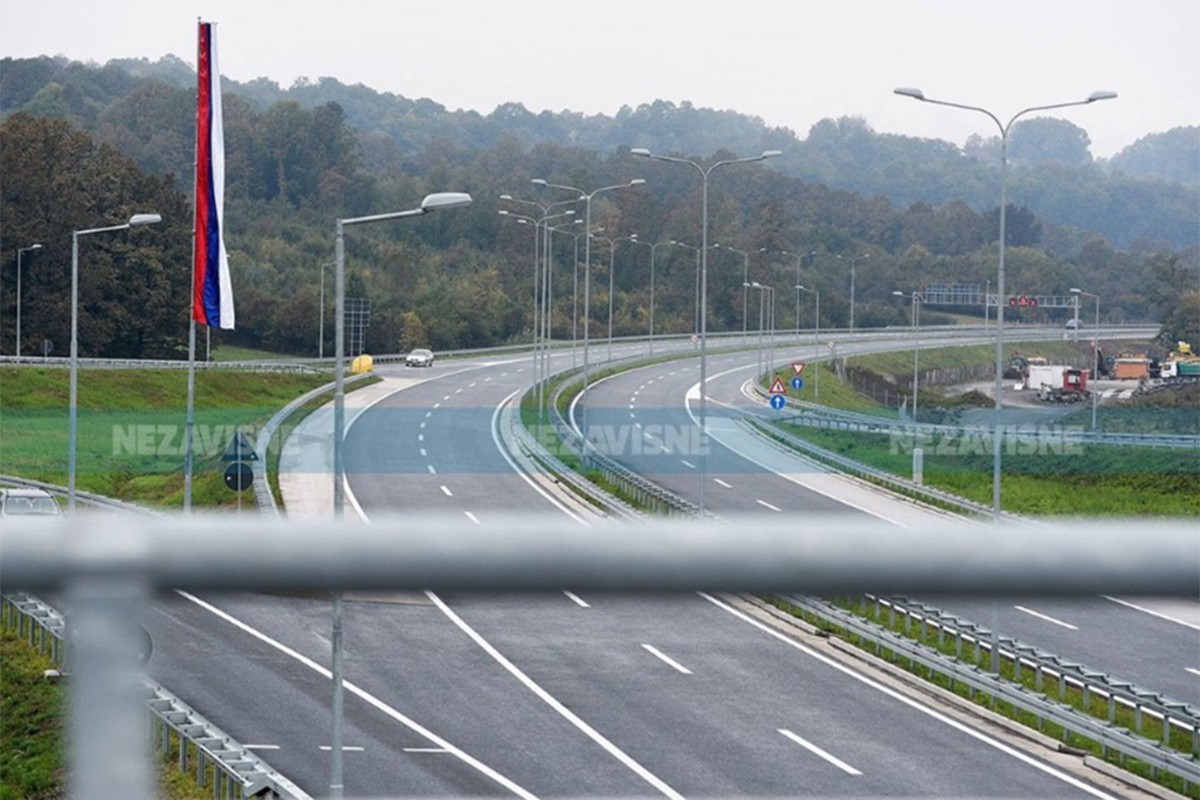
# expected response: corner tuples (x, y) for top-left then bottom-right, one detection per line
(1, 54), (1196, 359)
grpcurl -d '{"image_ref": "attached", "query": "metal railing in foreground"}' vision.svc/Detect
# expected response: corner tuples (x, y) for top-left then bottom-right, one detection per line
(1, 592), (311, 800)
(2, 515), (1197, 800)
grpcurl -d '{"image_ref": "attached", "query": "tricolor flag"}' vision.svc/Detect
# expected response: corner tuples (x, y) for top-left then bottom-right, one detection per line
(193, 21), (234, 329)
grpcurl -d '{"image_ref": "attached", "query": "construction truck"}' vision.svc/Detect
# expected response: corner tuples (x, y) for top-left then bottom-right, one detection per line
(1030, 364), (1090, 403)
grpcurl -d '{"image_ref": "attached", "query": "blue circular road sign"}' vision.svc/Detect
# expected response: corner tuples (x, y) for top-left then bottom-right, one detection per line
(769, 394), (786, 411)
(791, 376), (805, 391)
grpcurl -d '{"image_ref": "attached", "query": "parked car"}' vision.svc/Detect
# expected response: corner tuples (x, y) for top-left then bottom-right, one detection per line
(405, 348), (435, 367)
(0, 487), (63, 518)
(1065, 319), (1083, 329)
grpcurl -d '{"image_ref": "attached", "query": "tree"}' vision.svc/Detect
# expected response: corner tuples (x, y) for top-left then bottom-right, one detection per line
(1009, 117), (1093, 167)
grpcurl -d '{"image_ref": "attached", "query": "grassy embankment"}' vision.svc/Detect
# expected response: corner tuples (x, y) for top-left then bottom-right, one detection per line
(0, 366), (328, 508)
(768, 341), (1199, 516)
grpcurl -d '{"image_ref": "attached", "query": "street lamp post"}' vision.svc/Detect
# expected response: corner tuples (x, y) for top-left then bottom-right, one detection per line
(334, 193), (472, 517)
(15, 243), (42, 357)
(839, 253), (869, 332)
(318, 260), (333, 359)
(797, 284), (820, 400)
(631, 147), (781, 514)
(591, 233), (638, 363)
(69, 214), (161, 511)
(893, 290), (925, 421)
(895, 86), (1116, 517)
(628, 239), (671, 355)
(331, 192), (469, 798)
(781, 250), (816, 335)
(722, 244), (757, 340)
(669, 240), (704, 335)
(1071, 287), (1101, 431)
(533, 179), (644, 459)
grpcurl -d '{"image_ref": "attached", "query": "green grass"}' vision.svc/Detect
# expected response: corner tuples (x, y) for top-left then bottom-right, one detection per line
(0, 629), (64, 800)
(208, 344), (304, 362)
(0, 367), (328, 509)
(1, 623), (211, 800)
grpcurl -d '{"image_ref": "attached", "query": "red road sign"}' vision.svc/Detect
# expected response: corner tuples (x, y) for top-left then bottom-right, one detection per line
(791, 361), (806, 376)
(769, 377), (787, 394)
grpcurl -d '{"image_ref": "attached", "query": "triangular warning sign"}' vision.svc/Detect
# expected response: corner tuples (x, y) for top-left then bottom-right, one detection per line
(769, 377), (786, 394)
(791, 361), (806, 376)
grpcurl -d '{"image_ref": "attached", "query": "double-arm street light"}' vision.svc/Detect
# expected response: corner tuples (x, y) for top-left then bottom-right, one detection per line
(631, 147), (780, 513)
(895, 86), (1116, 517)
(796, 284), (821, 400)
(780, 250), (817, 334)
(1070, 287), (1101, 431)
(745, 281), (776, 379)
(533, 178), (644, 457)
(893, 290), (925, 422)
(69, 214), (162, 511)
(628, 238), (672, 355)
(589, 232), (639, 362)
(500, 206), (576, 418)
(721, 244), (764, 339)
(15, 243), (42, 357)
(669, 240), (705, 334)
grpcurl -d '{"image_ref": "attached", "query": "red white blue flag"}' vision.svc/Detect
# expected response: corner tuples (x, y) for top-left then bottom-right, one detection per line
(194, 21), (235, 329)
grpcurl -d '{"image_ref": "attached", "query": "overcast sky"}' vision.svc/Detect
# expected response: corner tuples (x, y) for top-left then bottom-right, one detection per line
(3, 0), (1196, 159)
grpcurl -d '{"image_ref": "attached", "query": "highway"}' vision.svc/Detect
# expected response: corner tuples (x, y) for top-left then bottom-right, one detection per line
(574, 343), (1200, 710)
(128, 334), (1189, 798)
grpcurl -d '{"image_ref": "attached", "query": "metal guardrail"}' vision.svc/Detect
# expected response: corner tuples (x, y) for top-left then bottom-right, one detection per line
(545, 366), (708, 519)
(774, 593), (1200, 792)
(1, 591), (311, 800)
(868, 594), (1200, 749)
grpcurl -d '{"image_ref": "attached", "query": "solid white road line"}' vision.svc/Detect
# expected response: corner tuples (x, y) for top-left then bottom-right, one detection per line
(756, 499), (782, 512)
(1185, 667), (1200, 678)
(700, 593), (1121, 800)
(427, 591), (685, 800)
(1102, 596), (1200, 630)
(1014, 606), (1078, 630)
(641, 644), (692, 675)
(778, 729), (861, 776)
(563, 591), (590, 608)
(175, 591), (536, 799)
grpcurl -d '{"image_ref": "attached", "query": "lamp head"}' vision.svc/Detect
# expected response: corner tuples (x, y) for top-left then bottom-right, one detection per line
(761, 150), (782, 159)
(420, 192), (472, 212)
(499, 194), (514, 200)
(628, 179), (646, 186)
(1069, 287), (1082, 294)
(531, 179), (547, 186)
(1087, 91), (1117, 103)
(894, 87), (925, 101)
(129, 213), (162, 227)
(29, 244), (43, 251)
(630, 148), (651, 157)
(893, 290), (905, 297)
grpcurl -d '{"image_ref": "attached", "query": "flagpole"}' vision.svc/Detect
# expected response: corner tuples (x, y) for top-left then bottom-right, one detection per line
(183, 19), (202, 513)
